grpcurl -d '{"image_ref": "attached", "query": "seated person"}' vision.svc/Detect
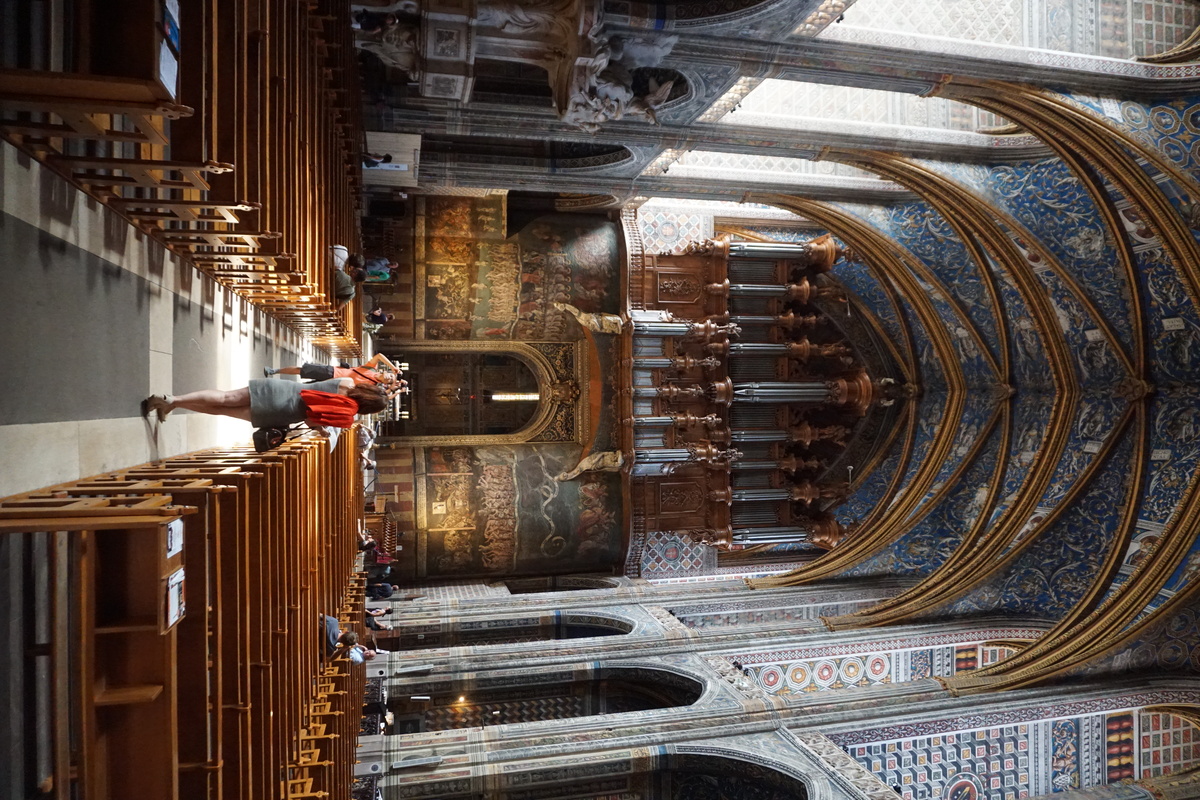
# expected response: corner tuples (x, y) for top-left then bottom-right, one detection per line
(366, 308), (395, 326)
(359, 424), (378, 471)
(365, 607), (392, 631)
(366, 582), (396, 600)
(328, 247), (367, 309)
(364, 257), (398, 282)
(322, 614), (374, 663)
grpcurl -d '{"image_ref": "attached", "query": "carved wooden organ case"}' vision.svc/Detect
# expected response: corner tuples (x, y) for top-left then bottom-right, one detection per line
(620, 233), (875, 553)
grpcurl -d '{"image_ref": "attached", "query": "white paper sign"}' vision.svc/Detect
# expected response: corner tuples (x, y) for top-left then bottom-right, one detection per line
(166, 518), (184, 558)
(166, 568), (186, 627)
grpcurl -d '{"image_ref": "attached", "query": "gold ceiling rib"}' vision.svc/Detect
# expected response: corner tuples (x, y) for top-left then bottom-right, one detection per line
(897, 155), (1137, 378)
(746, 196), (971, 587)
(907, 404), (1139, 637)
(932, 79), (1200, 692)
(805, 153), (1082, 628)
(975, 105), (1149, 375)
(965, 107), (1145, 382)
(817, 149), (1012, 386)
(713, 223), (918, 384)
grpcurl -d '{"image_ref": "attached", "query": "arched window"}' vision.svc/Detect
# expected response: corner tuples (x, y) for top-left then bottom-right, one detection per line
(383, 352), (540, 437)
(385, 666), (703, 734)
(375, 612), (632, 651)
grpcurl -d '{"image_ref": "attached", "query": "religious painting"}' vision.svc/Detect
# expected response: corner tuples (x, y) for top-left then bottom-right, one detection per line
(417, 200), (620, 343)
(420, 444), (624, 578)
(424, 320), (471, 339)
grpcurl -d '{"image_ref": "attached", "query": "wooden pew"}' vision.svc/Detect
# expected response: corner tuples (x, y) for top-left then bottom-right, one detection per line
(1, 433), (367, 800)
(0, 494), (194, 800)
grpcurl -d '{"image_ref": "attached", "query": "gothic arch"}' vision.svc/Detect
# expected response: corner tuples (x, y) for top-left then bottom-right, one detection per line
(664, 748), (812, 800)
(385, 664), (706, 734)
(381, 340), (583, 446)
(379, 610), (635, 650)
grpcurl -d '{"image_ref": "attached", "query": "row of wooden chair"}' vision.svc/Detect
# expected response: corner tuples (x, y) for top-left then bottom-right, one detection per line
(0, 435), (367, 800)
(364, 511), (397, 554)
(0, 0), (365, 357)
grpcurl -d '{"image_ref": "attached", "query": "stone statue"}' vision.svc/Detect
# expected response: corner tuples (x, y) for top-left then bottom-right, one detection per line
(555, 450), (625, 481)
(557, 33), (679, 132)
(477, 0), (577, 41)
(553, 302), (626, 334)
(355, 20), (421, 79)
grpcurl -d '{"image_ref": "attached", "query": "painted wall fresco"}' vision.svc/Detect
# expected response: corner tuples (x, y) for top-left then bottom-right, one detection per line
(855, 201), (1004, 370)
(844, 409), (1006, 578)
(732, 627), (1041, 698)
(419, 444), (623, 578)
(829, 690), (1200, 800)
(421, 203), (620, 341)
(938, 425), (1138, 622)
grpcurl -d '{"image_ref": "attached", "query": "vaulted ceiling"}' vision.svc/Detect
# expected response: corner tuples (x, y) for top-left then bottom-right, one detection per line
(743, 83), (1200, 692)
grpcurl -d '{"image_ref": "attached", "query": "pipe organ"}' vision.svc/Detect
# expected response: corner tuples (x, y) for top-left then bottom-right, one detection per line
(622, 234), (877, 553)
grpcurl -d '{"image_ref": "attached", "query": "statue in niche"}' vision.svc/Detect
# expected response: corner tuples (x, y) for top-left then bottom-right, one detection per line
(477, 0), (579, 43)
(354, 15), (421, 79)
(555, 450), (624, 481)
(558, 34), (678, 132)
(553, 302), (626, 334)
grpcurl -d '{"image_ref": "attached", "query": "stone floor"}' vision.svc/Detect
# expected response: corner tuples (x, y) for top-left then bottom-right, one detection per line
(0, 137), (327, 796)
(0, 139), (320, 498)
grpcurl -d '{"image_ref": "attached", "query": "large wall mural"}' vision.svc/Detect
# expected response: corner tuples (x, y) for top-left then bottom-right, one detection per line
(416, 445), (624, 578)
(395, 197), (628, 579)
(421, 200), (621, 342)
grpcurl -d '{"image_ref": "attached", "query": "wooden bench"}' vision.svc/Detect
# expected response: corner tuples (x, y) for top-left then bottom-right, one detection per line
(0, 0), (365, 360)
(1, 434), (367, 800)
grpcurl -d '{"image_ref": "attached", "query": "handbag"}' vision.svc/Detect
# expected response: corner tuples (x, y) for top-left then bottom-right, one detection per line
(253, 424), (301, 453)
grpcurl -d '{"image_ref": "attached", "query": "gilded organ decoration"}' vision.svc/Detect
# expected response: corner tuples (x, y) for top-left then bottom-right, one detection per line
(624, 227), (908, 567)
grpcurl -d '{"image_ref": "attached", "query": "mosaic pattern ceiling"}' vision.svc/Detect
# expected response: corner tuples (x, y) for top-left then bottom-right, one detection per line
(726, 78), (992, 133)
(838, 0), (1198, 57)
(721, 88), (1200, 705)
